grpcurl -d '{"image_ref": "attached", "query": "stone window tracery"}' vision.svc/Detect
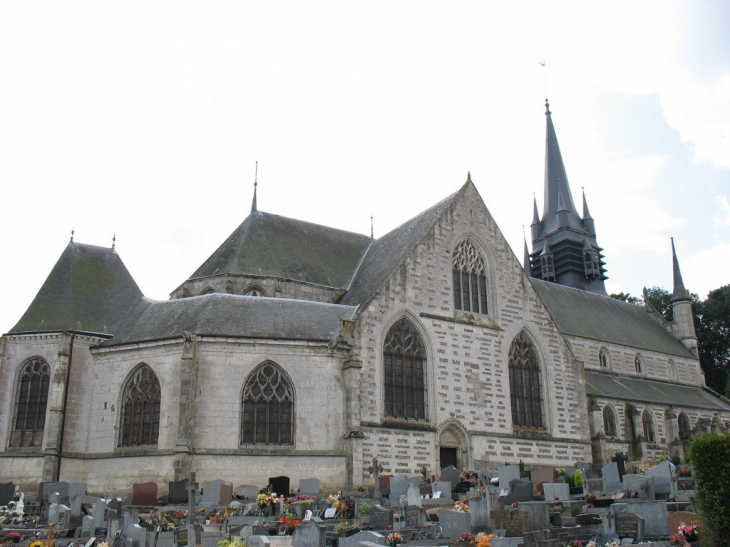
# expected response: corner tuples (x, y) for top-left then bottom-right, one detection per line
(10, 358), (50, 448)
(120, 364), (161, 447)
(603, 405), (617, 437)
(383, 318), (427, 420)
(241, 363), (294, 445)
(508, 331), (544, 429)
(452, 239), (488, 315)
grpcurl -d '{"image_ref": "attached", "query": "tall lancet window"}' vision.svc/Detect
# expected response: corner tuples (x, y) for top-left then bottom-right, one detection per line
(10, 358), (51, 448)
(508, 331), (544, 429)
(383, 319), (427, 420)
(241, 362), (294, 445)
(452, 239), (488, 314)
(642, 409), (656, 443)
(120, 364), (161, 447)
(603, 405), (618, 437)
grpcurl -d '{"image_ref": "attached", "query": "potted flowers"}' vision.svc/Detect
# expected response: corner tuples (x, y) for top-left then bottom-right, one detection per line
(385, 532), (403, 546)
(452, 501), (470, 513)
(672, 522), (700, 546)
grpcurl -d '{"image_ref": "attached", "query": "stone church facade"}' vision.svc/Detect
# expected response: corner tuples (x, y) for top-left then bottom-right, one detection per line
(2, 104), (729, 495)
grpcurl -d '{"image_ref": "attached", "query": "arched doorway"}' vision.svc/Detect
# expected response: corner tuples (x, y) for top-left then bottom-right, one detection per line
(438, 423), (468, 471)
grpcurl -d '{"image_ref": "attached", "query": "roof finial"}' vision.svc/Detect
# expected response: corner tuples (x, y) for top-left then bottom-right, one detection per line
(370, 213), (374, 239)
(70, 227), (74, 243)
(251, 161), (258, 214)
(545, 98), (551, 115)
(112, 233), (116, 250)
(467, 171), (472, 183)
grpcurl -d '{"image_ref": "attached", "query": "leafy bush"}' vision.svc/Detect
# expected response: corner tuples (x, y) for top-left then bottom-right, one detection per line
(671, 454), (681, 466)
(359, 501), (371, 516)
(570, 504), (581, 517)
(689, 433), (730, 547)
(573, 469), (583, 488)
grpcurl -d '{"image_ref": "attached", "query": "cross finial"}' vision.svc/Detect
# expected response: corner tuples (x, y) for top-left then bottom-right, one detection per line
(370, 213), (374, 238)
(112, 234), (116, 250)
(70, 227), (74, 243)
(251, 161), (258, 214)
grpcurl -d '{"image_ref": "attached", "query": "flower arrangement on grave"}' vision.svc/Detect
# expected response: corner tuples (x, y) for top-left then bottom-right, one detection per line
(326, 491), (341, 508)
(334, 522), (356, 537)
(677, 465), (692, 478)
(417, 465), (428, 478)
(283, 494), (313, 508)
(281, 516), (303, 532)
(457, 532), (475, 543)
(567, 541), (581, 547)
(460, 470), (478, 484)
(672, 522), (700, 544)
(475, 486), (486, 497)
(256, 493), (277, 508)
(452, 501), (470, 513)
(359, 501), (371, 516)
(29, 541), (44, 547)
(385, 532), (403, 546)
(218, 540), (245, 547)
(0, 502), (20, 523)
(476, 533), (499, 547)
(5, 532), (22, 544)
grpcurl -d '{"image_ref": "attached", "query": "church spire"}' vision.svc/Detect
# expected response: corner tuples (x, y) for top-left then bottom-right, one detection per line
(523, 227), (531, 277)
(671, 237), (690, 302)
(251, 161), (258, 214)
(669, 237), (698, 354)
(582, 188), (595, 235)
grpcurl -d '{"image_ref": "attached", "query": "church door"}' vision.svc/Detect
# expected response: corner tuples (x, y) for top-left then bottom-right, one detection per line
(440, 447), (458, 469)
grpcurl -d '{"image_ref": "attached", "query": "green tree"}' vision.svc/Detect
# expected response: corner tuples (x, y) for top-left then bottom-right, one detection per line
(642, 286), (674, 321)
(695, 285), (730, 397)
(609, 291), (640, 304)
(689, 433), (730, 546)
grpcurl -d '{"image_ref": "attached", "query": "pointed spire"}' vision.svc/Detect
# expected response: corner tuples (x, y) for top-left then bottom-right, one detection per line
(582, 188), (593, 220)
(251, 161), (258, 214)
(543, 101), (580, 232)
(671, 237), (690, 302)
(530, 194), (542, 240)
(467, 171), (472, 183)
(523, 227), (532, 277)
(582, 188), (596, 235)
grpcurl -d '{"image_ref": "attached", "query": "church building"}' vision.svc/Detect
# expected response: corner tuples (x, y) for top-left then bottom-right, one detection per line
(2, 103), (729, 494)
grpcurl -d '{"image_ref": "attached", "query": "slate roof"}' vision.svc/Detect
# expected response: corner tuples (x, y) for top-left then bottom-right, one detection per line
(10, 242), (144, 335)
(530, 278), (696, 359)
(586, 371), (730, 411)
(103, 293), (357, 347)
(339, 188), (461, 307)
(190, 212), (373, 290)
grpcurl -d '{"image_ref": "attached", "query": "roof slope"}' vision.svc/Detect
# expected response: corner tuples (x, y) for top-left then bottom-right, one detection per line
(11, 242), (143, 334)
(190, 212), (373, 289)
(104, 293), (357, 346)
(530, 278), (696, 359)
(339, 188), (460, 307)
(586, 371), (730, 411)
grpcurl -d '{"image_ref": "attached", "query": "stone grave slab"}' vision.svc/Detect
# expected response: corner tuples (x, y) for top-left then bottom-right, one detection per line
(268, 476), (290, 496)
(543, 483), (569, 502)
(168, 480), (188, 505)
(490, 539), (522, 547)
(623, 475), (655, 499)
(247, 536), (270, 547)
(132, 482), (158, 506)
(644, 461), (676, 498)
(91, 498), (106, 525)
(440, 466), (461, 487)
(339, 531), (384, 547)
(299, 478), (320, 497)
(43, 481), (70, 501)
(368, 505), (393, 530)
(389, 475), (409, 501)
(0, 483), (15, 506)
(490, 509), (528, 538)
(529, 467), (555, 497)
(439, 509), (471, 539)
(509, 479), (534, 502)
(432, 481), (451, 500)
(614, 512), (644, 542)
(293, 518), (325, 547)
(498, 465), (520, 489)
(586, 478), (605, 496)
(236, 485), (259, 500)
(518, 502), (550, 532)
(468, 496), (490, 529)
(219, 483), (233, 505)
(129, 524), (148, 547)
(406, 484), (421, 507)
(404, 505), (421, 527)
(202, 480), (225, 505)
(359, 542), (386, 547)
(68, 482), (87, 515)
(611, 501), (667, 538)
(602, 462), (622, 492)
(82, 515), (96, 537)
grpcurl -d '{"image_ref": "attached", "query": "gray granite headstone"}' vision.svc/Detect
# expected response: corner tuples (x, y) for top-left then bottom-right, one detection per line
(236, 485), (259, 500)
(586, 478), (604, 495)
(432, 481), (451, 500)
(623, 475), (655, 499)
(542, 483), (569, 502)
(498, 466), (520, 489)
(0, 483), (15, 506)
(404, 505), (421, 528)
(441, 466), (461, 487)
(406, 484), (421, 508)
(292, 518), (326, 547)
(611, 501), (666, 538)
(247, 536), (271, 547)
(614, 512), (644, 542)
(69, 483), (87, 516)
(339, 531), (384, 547)
(168, 480), (188, 505)
(202, 480), (226, 505)
(518, 502), (550, 532)
(508, 480), (533, 502)
(82, 515), (96, 537)
(644, 461), (676, 498)
(299, 478), (320, 497)
(123, 508), (140, 536)
(43, 481), (70, 501)
(388, 475), (410, 501)
(56, 505), (71, 528)
(240, 526), (253, 540)
(368, 505), (393, 530)
(91, 498), (106, 525)
(439, 509), (471, 539)
(48, 502), (61, 525)
(468, 496), (490, 529)
(602, 462), (622, 492)
(129, 524), (148, 547)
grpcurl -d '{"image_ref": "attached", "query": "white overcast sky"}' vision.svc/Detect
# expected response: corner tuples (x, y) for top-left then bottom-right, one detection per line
(2, 1), (729, 333)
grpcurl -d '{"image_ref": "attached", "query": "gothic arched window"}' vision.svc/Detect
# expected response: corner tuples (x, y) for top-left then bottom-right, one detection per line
(452, 239), (488, 315)
(599, 348), (610, 369)
(678, 412), (692, 440)
(383, 318), (427, 420)
(642, 409), (656, 443)
(119, 364), (161, 447)
(603, 405), (617, 437)
(241, 363), (294, 445)
(634, 354), (644, 373)
(509, 331), (543, 429)
(10, 358), (50, 448)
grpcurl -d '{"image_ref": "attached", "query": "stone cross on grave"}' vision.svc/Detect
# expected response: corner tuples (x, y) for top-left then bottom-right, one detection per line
(186, 472), (199, 524)
(367, 457), (384, 501)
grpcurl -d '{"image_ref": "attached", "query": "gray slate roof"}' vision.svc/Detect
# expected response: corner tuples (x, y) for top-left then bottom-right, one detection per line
(103, 293), (357, 347)
(339, 188), (460, 306)
(586, 371), (730, 411)
(530, 278), (696, 359)
(190, 212), (373, 289)
(10, 242), (143, 335)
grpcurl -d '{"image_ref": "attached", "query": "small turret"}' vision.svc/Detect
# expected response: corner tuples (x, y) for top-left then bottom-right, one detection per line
(669, 238), (698, 354)
(582, 188), (596, 235)
(540, 239), (555, 282)
(530, 195), (542, 241)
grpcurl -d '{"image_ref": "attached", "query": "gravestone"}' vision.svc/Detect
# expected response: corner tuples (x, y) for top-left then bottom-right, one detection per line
(369, 505), (393, 530)
(247, 536), (271, 547)
(82, 515), (96, 537)
(469, 496), (490, 530)
(614, 512), (644, 542)
(107, 498), (123, 521)
(439, 509), (471, 539)
(611, 501), (667, 538)
(432, 481), (451, 500)
(542, 483), (569, 502)
(644, 461), (676, 498)
(593, 534), (620, 546)
(491, 539), (523, 547)
(490, 509), (528, 537)
(168, 480), (188, 505)
(623, 475), (655, 499)
(389, 475), (409, 501)
(202, 480), (226, 506)
(601, 462), (622, 492)
(43, 481), (70, 501)
(56, 505), (71, 529)
(509, 480), (534, 502)
(132, 482), (158, 506)
(292, 518), (326, 547)
(339, 531), (384, 547)
(236, 485), (259, 500)
(498, 465), (520, 489)
(612, 452), (629, 482)
(406, 484), (421, 508)
(441, 466), (461, 487)
(219, 483), (233, 505)
(404, 505), (421, 528)
(299, 479), (320, 497)
(240, 526), (253, 540)
(69, 483), (87, 515)
(519, 502), (551, 532)
(529, 467), (555, 498)
(91, 498), (106, 525)
(129, 524), (148, 547)
(268, 476), (290, 496)
(586, 478), (605, 496)
(0, 483), (15, 506)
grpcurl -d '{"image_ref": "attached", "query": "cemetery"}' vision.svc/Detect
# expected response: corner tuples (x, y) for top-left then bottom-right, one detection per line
(0, 457), (709, 547)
